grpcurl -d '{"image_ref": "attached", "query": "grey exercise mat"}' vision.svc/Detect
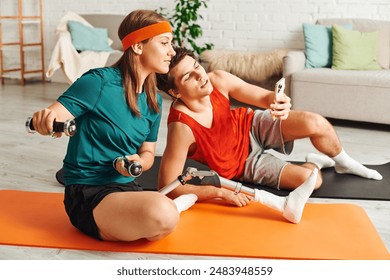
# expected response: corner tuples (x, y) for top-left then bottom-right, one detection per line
(306, 162), (390, 200)
(56, 157), (390, 201)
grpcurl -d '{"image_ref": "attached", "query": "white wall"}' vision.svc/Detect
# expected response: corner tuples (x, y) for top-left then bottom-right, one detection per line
(3, 0), (390, 80)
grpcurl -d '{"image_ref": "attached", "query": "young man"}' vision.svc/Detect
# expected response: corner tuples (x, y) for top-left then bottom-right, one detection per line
(156, 48), (382, 220)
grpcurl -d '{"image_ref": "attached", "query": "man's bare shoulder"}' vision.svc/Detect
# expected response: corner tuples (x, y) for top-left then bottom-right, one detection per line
(208, 70), (242, 97)
(208, 69), (231, 81)
(209, 70), (242, 85)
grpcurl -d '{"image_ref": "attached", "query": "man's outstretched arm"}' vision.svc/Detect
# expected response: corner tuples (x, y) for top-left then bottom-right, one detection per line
(157, 122), (251, 207)
(209, 70), (291, 120)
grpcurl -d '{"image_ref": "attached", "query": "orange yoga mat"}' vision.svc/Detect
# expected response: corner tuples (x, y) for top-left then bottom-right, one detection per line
(0, 190), (388, 260)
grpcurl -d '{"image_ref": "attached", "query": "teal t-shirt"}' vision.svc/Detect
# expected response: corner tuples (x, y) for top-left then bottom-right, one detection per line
(57, 67), (162, 185)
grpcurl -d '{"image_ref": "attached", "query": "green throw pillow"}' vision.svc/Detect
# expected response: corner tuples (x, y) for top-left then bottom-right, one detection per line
(67, 20), (113, 52)
(332, 25), (381, 70)
(303, 23), (352, 68)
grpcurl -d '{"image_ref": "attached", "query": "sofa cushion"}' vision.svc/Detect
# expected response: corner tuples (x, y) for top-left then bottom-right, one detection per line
(303, 23), (333, 68)
(317, 18), (390, 69)
(332, 25), (381, 70)
(67, 20), (113, 52)
(292, 68), (390, 87)
(80, 14), (125, 51)
(303, 23), (352, 68)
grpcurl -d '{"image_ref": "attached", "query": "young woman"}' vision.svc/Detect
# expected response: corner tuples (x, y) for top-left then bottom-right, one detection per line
(30, 10), (197, 242)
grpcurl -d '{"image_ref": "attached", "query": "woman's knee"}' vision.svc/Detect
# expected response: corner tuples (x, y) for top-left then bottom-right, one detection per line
(95, 192), (180, 241)
(146, 194), (180, 236)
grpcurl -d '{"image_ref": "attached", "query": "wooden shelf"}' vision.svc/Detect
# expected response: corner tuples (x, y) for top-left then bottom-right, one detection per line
(0, 0), (45, 85)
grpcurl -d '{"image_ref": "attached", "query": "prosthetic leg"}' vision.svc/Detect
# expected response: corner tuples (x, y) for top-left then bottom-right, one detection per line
(159, 167), (318, 223)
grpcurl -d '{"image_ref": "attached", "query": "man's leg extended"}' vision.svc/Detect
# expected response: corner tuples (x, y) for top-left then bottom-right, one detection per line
(281, 111), (382, 180)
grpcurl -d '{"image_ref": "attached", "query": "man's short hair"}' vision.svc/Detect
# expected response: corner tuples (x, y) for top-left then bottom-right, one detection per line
(156, 47), (195, 96)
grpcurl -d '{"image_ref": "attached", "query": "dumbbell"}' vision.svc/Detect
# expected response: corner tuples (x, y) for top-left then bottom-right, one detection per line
(113, 156), (143, 177)
(25, 117), (76, 136)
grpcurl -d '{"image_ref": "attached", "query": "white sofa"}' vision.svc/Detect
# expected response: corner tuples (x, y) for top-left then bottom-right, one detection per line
(50, 14), (125, 83)
(283, 18), (390, 125)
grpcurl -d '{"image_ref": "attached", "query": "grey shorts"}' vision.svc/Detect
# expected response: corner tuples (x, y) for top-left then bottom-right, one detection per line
(241, 109), (293, 189)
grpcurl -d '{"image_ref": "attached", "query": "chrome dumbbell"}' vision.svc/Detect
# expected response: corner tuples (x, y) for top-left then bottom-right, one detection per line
(25, 117), (76, 136)
(113, 156), (143, 177)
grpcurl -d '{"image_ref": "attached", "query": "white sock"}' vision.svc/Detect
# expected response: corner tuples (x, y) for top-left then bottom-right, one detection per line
(283, 168), (318, 223)
(332, 149), (383, 180)
(305, 153), (335, 170)
(254, 189), (287, 213)
(173, 194), (198, 213)
(254, 169), (317, 223)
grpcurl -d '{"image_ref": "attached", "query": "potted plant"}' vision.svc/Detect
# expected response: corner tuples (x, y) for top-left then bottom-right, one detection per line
(158, 0), (214, 55)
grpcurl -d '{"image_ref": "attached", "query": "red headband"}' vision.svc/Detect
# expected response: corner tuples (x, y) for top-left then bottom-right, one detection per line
(121, 21), (172, 51)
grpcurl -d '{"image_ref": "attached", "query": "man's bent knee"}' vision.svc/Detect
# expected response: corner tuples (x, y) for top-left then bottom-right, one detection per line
(303, 112), (329, 135)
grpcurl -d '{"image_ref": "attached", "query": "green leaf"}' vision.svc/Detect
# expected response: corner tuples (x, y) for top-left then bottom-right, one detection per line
(160, 0), (214, 55)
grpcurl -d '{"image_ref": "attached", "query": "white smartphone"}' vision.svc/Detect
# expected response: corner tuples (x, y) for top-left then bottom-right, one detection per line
(272, 77), (286, 120)
(275, 77), (285, 101)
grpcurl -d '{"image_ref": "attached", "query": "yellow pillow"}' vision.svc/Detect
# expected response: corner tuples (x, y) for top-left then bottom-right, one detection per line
(332, 25), (381, 70)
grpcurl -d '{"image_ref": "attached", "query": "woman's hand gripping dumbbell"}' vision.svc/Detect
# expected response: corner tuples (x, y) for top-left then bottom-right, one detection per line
(113, 156), (143, 177)
(25, 117), (76, 137)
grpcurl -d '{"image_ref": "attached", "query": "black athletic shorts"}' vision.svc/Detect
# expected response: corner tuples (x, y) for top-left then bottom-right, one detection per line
(64, 181), (143, 240)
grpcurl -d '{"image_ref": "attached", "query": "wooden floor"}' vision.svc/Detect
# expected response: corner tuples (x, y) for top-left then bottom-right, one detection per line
(0, 81), (389, 259)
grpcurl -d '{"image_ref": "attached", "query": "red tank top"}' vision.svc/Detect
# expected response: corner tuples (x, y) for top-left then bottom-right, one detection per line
(167, 87), (254, 179)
